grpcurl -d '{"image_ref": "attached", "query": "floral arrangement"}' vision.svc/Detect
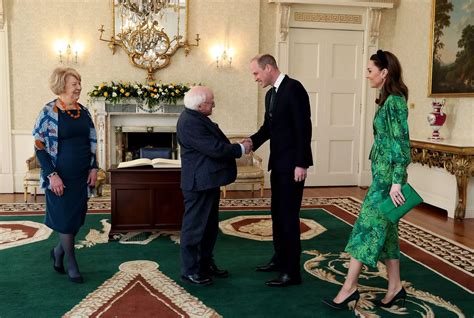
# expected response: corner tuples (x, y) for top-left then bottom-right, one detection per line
(87, 81), (190, 108)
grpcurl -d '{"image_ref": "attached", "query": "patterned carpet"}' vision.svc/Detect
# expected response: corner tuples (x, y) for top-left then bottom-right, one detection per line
(0, 196), (472, 293)
(0, 197), (472, 317)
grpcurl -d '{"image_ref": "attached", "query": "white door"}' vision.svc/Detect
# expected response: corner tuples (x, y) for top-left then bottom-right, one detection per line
(289, 28), (363, 186)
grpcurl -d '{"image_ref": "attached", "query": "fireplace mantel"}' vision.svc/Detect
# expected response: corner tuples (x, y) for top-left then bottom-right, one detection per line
(91, 98), (183, 170)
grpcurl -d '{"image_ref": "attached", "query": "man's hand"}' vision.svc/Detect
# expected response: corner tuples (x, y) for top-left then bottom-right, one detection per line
(294, 167), (307, 182)
(88, 169), (98, 187)
(49, 174), (65, 196)
(241, 138), (253, 154)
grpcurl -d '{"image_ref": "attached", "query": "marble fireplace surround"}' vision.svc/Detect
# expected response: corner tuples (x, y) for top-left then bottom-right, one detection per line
(91, 98), (182, 170)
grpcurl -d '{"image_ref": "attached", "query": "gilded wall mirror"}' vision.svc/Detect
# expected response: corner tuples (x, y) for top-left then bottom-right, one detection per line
(99, 0), (199, 80)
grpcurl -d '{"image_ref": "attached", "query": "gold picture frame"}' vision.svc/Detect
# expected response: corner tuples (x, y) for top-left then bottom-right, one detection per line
(428, 0), (474, 97)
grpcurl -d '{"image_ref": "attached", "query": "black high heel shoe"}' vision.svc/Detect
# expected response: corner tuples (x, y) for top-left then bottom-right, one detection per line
(375, 287), (407, 308)
(50, 249), (66, 274)
(322, 289), (360, 311)
(68, 274), (84, 284)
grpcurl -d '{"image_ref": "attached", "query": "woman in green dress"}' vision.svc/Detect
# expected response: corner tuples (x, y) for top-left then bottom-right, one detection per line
(323, 50), (410, 310)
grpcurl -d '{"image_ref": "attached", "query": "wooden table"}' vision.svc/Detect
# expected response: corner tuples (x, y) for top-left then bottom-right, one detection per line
(108, 166), (184, 236)
(410, 138), (474, 220)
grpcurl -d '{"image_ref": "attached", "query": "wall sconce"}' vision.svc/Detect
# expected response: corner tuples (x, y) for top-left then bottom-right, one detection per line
(211, 45), (234, 68)
(54, 40), (83, 64)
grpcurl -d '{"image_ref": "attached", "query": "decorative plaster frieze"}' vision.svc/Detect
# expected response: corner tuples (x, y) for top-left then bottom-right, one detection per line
(279, 4), (291, 41)
(269, 0), (393, 9)
(294, 12), (362, 24)
(368, 8), (382, 44)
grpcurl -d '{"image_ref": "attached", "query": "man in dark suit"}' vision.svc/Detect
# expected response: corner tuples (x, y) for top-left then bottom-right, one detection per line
(247, 54), (313, 287)
(177, 86), (251, 286)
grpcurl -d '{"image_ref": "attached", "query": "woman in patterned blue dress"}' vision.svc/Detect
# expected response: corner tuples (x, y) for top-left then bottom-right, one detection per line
(33, 68), (98, 283)
(323, 50), (411, 310)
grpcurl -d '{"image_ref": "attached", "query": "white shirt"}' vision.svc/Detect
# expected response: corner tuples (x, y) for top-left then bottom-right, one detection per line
(273, 73), (286, 92)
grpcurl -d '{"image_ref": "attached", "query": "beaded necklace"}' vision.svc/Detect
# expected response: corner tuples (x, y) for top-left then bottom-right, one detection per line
(58, 98), (81, 119)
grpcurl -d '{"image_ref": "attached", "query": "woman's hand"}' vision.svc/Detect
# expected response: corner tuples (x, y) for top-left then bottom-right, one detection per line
(87, 169), (98, 187)
(49, 174), (65, 196)
(389, 184), (405, 207)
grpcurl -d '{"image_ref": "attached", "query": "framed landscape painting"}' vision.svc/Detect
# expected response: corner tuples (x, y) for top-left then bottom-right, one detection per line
(429, 0), (474, 96)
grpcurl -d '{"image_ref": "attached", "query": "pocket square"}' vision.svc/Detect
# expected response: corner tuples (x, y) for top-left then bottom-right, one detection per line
(380, 183), (423, 223)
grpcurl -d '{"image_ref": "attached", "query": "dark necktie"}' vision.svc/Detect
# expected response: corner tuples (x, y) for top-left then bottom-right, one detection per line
(269, 87), (277, 118)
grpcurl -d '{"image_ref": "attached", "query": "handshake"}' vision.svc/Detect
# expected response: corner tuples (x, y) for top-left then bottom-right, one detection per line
(240, 137), (253, 155)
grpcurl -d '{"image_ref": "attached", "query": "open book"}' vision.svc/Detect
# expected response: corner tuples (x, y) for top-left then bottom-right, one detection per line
(117, 158), (181, 169)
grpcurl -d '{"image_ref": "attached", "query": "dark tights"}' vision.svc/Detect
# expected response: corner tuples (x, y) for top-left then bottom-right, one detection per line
(53, 233), (81, 278)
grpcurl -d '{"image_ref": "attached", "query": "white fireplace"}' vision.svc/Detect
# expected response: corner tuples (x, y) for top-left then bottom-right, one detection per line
(90, 98), (183, 170)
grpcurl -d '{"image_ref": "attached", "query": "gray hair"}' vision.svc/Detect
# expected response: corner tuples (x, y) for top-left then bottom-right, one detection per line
(49, 67), (81, 95)
(184, 86), (208, 110)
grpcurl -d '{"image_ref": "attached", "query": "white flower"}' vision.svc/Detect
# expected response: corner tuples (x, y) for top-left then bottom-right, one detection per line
(112, 92), (117, 97)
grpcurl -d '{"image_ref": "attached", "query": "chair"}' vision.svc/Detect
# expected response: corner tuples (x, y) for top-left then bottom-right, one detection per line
(222, 136), (265, 198)
(23, 154), (41, 202)
(139, 147), (173, 159)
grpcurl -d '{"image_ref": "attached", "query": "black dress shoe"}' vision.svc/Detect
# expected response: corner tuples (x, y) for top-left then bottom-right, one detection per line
(50, 249), (66, 274)
(181, 273), (213, 286)
(256, 261), (279, 272)
(374, 287), (407, 308)
(202, 263), (229, 278)
(322, 289), (360, 311)
(265, 273), (302, 287)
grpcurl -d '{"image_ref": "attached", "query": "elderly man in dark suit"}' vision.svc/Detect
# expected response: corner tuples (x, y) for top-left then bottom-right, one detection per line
(177, 86), (251, 286)
(247, 54), (313, 287)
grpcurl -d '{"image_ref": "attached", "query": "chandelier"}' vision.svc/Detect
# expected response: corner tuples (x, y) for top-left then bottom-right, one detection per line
(99, 0), (199, 80)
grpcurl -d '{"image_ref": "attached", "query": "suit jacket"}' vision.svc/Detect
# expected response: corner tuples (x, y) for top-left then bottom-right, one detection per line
(177, 108), (242, 191)
(251, 75), (313, 172)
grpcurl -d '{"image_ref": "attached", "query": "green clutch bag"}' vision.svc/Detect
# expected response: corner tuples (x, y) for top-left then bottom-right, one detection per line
(380, 183), (423, 223)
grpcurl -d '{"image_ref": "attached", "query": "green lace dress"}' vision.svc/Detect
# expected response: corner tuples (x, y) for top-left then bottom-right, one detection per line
(345, 95), (411, 267)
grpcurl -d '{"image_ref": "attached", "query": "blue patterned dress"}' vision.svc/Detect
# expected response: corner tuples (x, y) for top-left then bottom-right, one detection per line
(344, 95), (411, 267)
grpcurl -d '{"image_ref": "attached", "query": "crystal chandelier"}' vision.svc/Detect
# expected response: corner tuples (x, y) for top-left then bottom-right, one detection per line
(99, 0), (199, 80)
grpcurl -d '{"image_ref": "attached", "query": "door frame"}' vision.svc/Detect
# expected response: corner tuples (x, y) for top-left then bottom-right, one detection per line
(271, 0), (393, 186)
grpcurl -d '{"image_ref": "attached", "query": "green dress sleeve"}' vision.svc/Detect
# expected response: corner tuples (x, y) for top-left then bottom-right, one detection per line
(385, 96), (411, 184)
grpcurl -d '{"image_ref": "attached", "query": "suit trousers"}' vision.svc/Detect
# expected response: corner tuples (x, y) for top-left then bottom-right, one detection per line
(180, 187), (221, 276)
(270, 171), (305, 278)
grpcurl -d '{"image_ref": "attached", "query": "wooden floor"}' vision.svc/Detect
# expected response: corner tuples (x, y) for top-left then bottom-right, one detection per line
(3, 186), (473, 248)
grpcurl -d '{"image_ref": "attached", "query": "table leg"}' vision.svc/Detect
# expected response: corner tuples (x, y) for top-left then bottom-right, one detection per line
(454, 175), (468, 220)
